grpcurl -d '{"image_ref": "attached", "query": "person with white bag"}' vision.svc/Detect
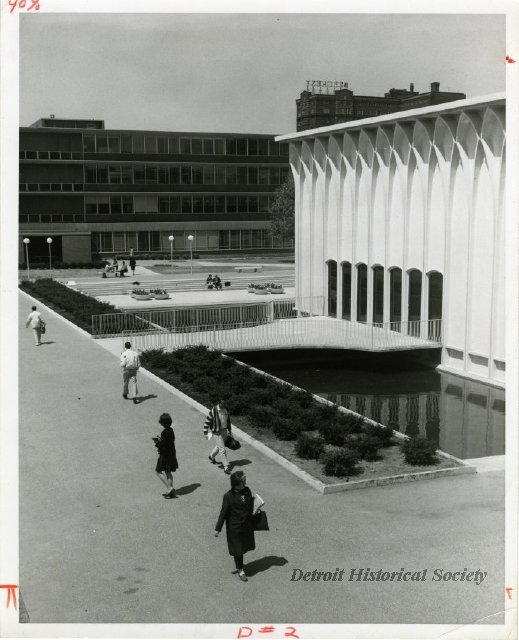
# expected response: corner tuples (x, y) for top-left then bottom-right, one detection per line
(204, 395), (232, 475)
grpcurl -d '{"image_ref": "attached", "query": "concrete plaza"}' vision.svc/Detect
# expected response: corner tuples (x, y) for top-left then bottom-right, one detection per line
(18, 291), (505, 626)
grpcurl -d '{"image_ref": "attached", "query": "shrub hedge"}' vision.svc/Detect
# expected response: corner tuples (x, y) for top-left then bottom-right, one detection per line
(320, 446), (360, 477)
(140, 346), (423, 476)
(272, 417), (302, 441)
(402, 436), (438, 465)
(20, 278), (119, 333)
(295, 432), (325, 460)
(19, 261), (106, 270)
(19, 279), (160, 334)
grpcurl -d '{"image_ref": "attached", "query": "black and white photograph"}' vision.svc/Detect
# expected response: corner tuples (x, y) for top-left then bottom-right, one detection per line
(0, 1), (518, 639)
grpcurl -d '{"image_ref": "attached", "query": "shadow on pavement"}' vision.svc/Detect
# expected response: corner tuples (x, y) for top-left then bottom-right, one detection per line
(230, 459), (252, 469)
(38, 341), (56, 346)
(245, 555), (289, 577)
(136, 394), (158, 404)
(175, 483), (202, 496)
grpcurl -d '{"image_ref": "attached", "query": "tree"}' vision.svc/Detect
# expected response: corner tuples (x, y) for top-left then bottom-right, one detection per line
(268, 174), (295, 245)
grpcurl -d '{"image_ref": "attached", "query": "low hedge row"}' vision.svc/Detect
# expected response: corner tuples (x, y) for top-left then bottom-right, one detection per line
(140, 346), (440, 478)
(19, 278), (150, 334)
(20, 278), (118, 332)
(19, 261), (106, 270)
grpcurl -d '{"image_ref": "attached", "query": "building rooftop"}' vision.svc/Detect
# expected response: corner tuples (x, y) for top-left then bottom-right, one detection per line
(280, 92), (505, 141)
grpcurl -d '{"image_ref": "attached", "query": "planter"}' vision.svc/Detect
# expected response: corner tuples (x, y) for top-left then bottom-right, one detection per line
(153, 294), (170, 300)
(269, 287), (285, 294)
(247, 286), (255, 293)
(254, 289), (269, 295)
(132, 294), (153, 300)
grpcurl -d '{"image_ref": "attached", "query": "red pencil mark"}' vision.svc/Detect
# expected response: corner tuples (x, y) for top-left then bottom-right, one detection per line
(284, 628), (299, 639)
(259, 627), (276, 633)
(237, 627), (253, 639)
(506, 587), (514, 599)
(0, 585), (18, 610)
(8, 0), (40, 13)
(505, 55), (516, 63)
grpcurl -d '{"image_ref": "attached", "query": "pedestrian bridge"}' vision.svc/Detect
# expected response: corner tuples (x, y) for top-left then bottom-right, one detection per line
(120, 316), (442, 353)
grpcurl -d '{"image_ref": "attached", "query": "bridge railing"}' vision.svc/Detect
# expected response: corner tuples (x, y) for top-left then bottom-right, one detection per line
(120, 317), (442, 352)
(91, 296), (325, 337)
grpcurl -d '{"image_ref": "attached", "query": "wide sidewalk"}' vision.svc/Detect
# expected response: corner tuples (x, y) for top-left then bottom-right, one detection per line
(18, 291), (506, 626)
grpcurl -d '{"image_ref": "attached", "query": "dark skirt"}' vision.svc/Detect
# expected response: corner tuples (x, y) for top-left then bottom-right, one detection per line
(155, 454), (178, 473)
(226, 526), (255, 557)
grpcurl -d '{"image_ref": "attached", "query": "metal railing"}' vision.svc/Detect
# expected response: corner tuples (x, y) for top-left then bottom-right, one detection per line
(92, 297), (325, 337)
(121, 317), (442, 353)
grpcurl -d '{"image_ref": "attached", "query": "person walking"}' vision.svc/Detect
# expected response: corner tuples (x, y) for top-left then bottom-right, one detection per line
(153, 413), (178, 499)
(204, 396), (232, 474)
(214, 471), (255, 582)
(25, 305), (45, 346)
(120, 341), (141, 404)
(129, 255), (136, 276)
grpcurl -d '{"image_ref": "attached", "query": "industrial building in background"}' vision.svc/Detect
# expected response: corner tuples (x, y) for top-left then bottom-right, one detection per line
(296, 81), (466, 131)
(19, 118), (291, 264)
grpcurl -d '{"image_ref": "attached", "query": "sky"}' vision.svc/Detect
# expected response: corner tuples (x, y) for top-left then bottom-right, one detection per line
(19, 12), (505, 134)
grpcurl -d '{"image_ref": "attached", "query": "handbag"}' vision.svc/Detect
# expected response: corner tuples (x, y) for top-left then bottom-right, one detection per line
(252, 510), (269, 531)
(225, 434), (241, 450)
(40, 321), (46, 334)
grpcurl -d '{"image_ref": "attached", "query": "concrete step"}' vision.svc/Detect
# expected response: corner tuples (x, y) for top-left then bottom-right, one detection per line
(67, 275), (296, 297)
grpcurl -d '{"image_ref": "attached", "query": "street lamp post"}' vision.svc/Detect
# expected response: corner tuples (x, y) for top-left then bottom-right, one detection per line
(168, 235), (174, 273)
(47, 237), (53, 277)
(187, 234), (194, 275)
(23, 238), (30, 280)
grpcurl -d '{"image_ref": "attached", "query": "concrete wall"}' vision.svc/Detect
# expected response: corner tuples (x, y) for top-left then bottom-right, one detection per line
(282, 96), (506, 386)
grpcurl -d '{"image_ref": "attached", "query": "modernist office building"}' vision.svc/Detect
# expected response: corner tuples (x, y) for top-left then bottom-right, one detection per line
(278, 94), (505, 387)
(18, 118), (290, 263)
(296, 81), (466, 131)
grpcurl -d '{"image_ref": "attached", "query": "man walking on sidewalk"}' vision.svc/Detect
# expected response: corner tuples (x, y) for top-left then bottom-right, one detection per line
(25, 305), (45, 346)
(121, 341), (141, 404)
(204, 395), (232, 474)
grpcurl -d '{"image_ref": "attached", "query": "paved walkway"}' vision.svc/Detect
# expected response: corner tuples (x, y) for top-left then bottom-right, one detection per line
(18, 291), (505, 626)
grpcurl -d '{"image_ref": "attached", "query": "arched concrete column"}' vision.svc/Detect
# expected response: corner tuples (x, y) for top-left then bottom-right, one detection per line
(280, 95), (505, 385)
(313, 137), (329, 307)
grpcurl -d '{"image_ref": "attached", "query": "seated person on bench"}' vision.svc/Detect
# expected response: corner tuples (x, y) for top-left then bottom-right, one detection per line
(102, 261), (116, 277)
(213, 274), (222, 290)
(117, 260), (128, 277)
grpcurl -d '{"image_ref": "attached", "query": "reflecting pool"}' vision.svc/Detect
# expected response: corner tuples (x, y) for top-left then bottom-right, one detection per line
(232, 349), (505, 460)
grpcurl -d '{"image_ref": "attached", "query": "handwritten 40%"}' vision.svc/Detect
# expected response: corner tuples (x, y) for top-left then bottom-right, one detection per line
(8, 0), (40, 13)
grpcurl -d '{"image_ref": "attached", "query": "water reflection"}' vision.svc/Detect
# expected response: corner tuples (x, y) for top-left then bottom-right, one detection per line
(233, 350), (505, 460)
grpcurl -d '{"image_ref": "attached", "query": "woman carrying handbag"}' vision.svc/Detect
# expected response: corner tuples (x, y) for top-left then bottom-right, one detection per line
(215, 470), (260, 582)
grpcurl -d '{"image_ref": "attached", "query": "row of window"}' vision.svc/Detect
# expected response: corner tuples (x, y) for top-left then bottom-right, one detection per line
(91, 229), (293, 253)
(84, 164), (290, 186)
(82, 134), (289, 157)
(20, 151), (83, 161)
(20, 213), (84, 223)
(20, 183), (82, 192)
(85, 194), (273, 214)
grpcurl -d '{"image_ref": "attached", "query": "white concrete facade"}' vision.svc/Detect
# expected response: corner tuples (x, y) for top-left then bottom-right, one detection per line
(277, 94), (506, 387)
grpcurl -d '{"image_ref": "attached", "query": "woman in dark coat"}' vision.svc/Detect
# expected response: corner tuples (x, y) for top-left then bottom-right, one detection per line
(214, 470), (255, 582)
(153, 413), (178, 499)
